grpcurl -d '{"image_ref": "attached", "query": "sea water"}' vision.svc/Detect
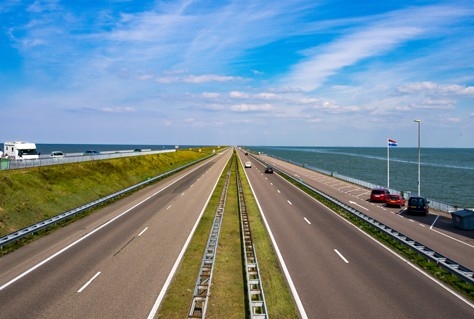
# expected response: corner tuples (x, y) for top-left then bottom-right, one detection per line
(2, 143), (472, 208)
(246, 146), (474, 209)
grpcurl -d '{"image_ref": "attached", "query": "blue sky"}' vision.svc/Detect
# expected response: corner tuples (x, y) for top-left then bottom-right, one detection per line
(1, 0), (473, 147)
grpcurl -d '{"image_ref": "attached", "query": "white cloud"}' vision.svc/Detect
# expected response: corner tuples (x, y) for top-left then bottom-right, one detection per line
(183, 74), (242, 83)
(229, 91), (249, 98)
(282, 5), (470, 91)
(155, 74), (243, 84)
(255, 92), (280, 100)
(230, 103), (273, 112)
(397, 82), (474, 96)
(202, 92), (220, 99)
(102, 107), (136, 113)
(283, 26), (422, 91)
(446, 117), (462, 123)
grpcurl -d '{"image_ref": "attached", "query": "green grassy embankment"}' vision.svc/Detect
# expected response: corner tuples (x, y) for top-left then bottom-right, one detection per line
(0, 147), (218, 243)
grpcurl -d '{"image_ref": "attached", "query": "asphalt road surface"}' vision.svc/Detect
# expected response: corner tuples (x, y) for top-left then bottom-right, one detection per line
(0, 150), (232, 319)
(1, 147), (473, 318)
(238, 149), (473, 318)
(256, 152), (474, 271)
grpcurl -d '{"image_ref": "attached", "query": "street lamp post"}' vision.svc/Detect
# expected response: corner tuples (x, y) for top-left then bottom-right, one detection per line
(414, 120), (421, 196)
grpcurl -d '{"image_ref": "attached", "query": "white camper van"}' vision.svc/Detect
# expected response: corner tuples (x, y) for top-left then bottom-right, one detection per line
(3, 141), (39, 160)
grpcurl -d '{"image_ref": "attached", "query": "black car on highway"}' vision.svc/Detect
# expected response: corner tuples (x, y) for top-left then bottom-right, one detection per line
(265, 166), (273, 174)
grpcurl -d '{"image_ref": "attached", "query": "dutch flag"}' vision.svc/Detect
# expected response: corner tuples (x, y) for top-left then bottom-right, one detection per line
(388, 138), (397, 147)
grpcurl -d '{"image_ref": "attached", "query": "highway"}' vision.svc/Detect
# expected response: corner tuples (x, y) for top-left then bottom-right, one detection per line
(256, 153), (474, 271)
(1, 147), (473, 318)
(239, 149), (473, 318)
(0, 150), (232, 318)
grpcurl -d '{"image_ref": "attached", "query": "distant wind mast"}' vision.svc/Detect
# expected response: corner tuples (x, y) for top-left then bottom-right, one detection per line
(387, 138), (398, 188)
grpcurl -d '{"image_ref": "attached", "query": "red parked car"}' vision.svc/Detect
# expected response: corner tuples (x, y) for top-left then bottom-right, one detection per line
(370, 188), (390, 202)
(385, 194), (406, 208)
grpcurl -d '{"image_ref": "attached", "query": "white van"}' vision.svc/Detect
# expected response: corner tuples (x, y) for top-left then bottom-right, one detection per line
(3, 141), (39, 160)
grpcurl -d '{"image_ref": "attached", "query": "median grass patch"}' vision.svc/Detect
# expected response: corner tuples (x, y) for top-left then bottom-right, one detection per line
(205, 158), (246, 319)
(157, 152), (299, 318)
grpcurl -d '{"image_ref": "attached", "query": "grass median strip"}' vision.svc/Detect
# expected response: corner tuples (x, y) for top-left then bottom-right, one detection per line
(205, 157), (246, 319)
(156, 152), (299, 318)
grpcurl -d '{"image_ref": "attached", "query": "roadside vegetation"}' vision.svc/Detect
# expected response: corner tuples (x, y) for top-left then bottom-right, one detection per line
(0, 147), (218, 246)
(280, 174), (474, 301)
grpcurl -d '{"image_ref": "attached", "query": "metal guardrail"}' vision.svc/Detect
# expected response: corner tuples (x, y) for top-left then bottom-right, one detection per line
(264, 154), (458, 213)
(0, 154), (213, 248)
(236, 160), (268, 319)
(188, 162), (232, 318)
(272, 165), (474, 285)
(1, 149), (176, 170)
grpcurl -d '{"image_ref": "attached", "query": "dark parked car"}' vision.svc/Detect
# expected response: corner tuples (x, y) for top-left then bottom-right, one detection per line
(265, 166), (273, 174)
(406, 196), (430, 216)
(370, 188), (390, 202)
(83, 150), (100, 156)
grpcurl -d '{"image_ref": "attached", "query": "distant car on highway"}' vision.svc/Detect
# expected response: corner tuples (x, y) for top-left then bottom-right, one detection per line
(50, 151), (65, 158)
(265, 166), (273, 174)
(385, 194), (406, 208)
(406, 196), (430, 216)
(370, 188), (390, 202)
(83, 150), (100, 156)
(244, 161), (252, 168)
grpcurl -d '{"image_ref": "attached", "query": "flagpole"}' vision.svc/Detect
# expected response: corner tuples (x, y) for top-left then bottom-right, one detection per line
(387, 138), (390, 188)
